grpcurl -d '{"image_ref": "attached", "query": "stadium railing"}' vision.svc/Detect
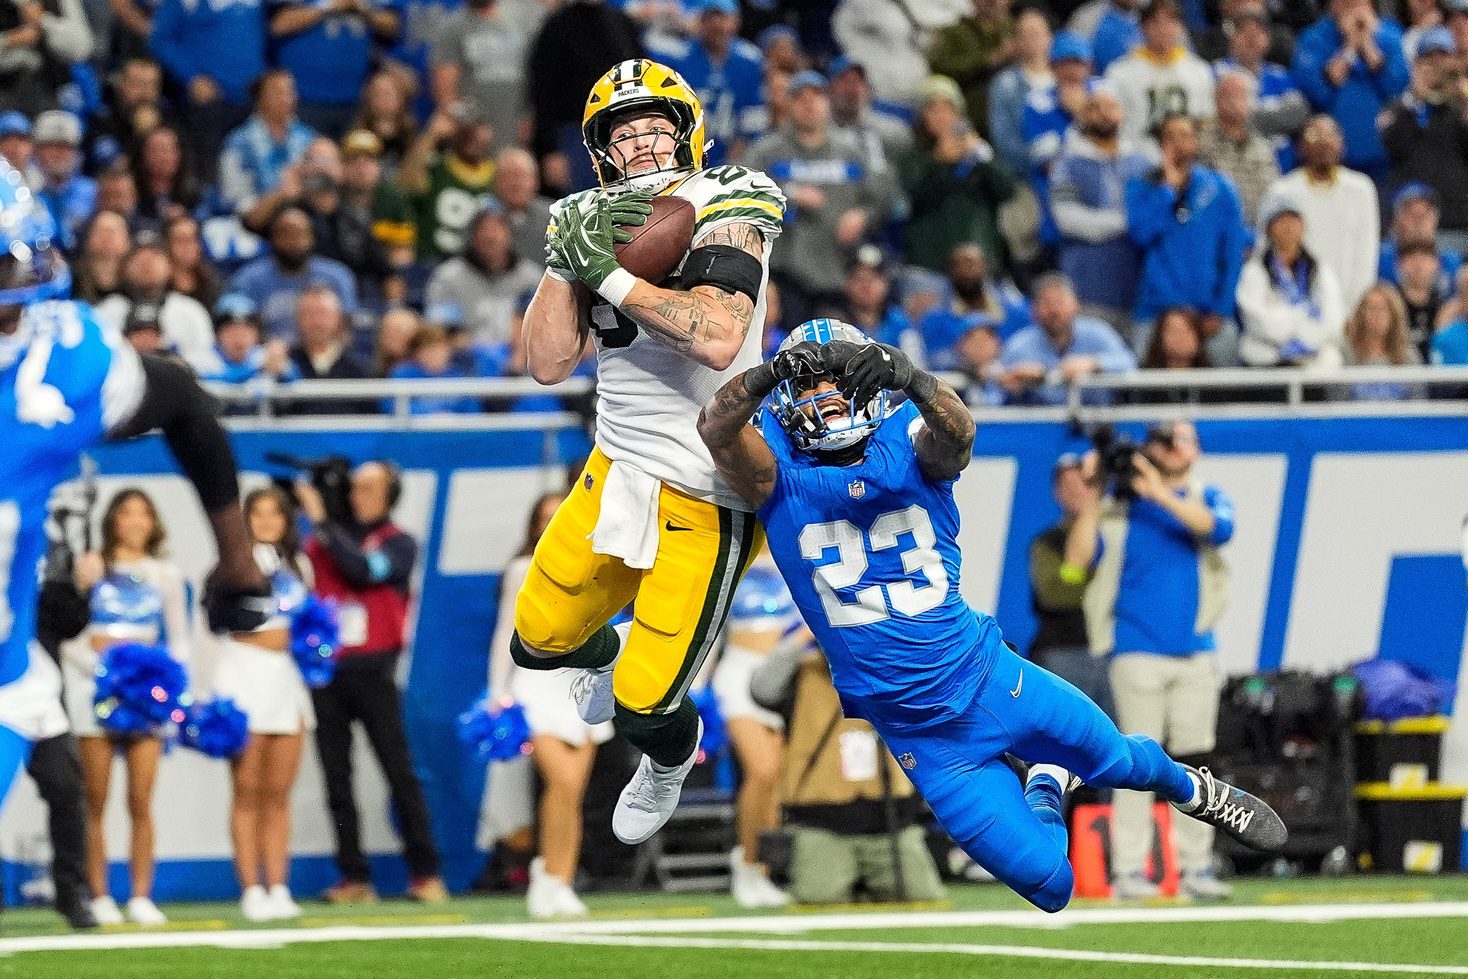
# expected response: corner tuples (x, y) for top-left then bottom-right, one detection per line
(201, 365), (1468, 428)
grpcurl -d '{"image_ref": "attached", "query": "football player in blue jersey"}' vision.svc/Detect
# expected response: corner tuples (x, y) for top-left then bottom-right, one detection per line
(697, 318), (1286, 911)
(0, 160), (270, 811)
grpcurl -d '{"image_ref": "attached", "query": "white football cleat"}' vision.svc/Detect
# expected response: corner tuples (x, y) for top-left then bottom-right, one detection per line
(240, 885), (273, 922)
(126, 895), (167, 926)
(570, 666), (615, 726)
(90, 895), (124, 926)
(527, 857), (588, 918)
(267, 884), (302, 919)
(612, 719), (702, 845)
(730, 847), (789, 908)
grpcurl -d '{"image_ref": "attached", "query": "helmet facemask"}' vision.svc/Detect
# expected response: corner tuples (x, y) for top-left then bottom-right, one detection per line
(771, 361), (887, 458)
(587, 103), (699, 195)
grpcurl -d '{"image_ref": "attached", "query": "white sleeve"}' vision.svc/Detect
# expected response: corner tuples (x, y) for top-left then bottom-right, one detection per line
(100, 331), (146, 434)
(167, 296), (219, 374)
(158, 561), (193, 665)
(488, 557), (531, 699)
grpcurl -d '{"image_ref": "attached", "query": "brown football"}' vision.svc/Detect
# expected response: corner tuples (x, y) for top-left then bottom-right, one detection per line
(615, 195), (695, 283)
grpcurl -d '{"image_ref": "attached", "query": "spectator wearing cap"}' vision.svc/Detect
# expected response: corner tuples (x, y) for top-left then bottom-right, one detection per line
(1381, 26), (1468, 255)
(741, 69), (905, 323)
(1235, 194), (1346, 368)
(341, 129), (417, 272)
(896, 74), (1014, 275)
(402, 101), (496, 261)
(196, 293), (299, 395)
(1291, 0), (1409, 183)
(425, 201), (540, 357)
(1198, 69), (1281, 227)
(1126, 113), (1248, 363)
(1401, 0), (1445, 61)
(1104, 0), (1215, 147)
(271, 0), (399, 140)
(917, 241), (1030, 371)
(988, 8), (1057, 177)
(283, 283), (375, 415)
(0, 111), (34, 178)
(149, 0), (266, 182)
(228, 206), (358, 339)
(927, 0), (1015, 134)
(524, 0), (642, 194)
(0, 0), (92, 116)
(816, 245), (919, 359)
(1029, 452), (1112, 720)
(1209, 2), (1309, 174)
(218, 69), (318, 217)
(492, 146), (551, 272)
(121, 299), (166, 356)
(32, 111), (96, 254)
(647, 0), (764, 166)
(85, 56), (175, 173)
(1265, 114), (1379, 309)
(430, 0), (526, 154)
(1091, 0), (1143, 74)
(1022, 30), (1094, 181)
(382, 323), (481, 414)
(1379, 183), (1463, 297)
(828, 56), (910, 170)
(1051, 89), (1151, 330)
(95, 235), (217, 371)
(996, 272), (1136, 406)
(756, 24), (805, 74)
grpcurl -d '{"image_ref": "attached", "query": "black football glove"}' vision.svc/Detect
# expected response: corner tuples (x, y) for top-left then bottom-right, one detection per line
(745, 340), (827, 397)
(203, 574), (275, 634)
(823, 340), (915, 406)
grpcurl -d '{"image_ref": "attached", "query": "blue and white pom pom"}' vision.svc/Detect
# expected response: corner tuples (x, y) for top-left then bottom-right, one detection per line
(177, 698), (250, 759)
(458, 697), (531, 762)
(93, 642), (190, 736)
(290, 594), (340, 689)
(690, 684), (726, 762)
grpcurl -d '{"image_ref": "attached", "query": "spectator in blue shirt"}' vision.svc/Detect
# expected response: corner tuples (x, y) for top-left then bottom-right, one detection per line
(383, 323), (482, 414)
(1291, 0), (1410, 183)
(150, 0), (266, 181)
(1432, 268), (1468, 364)
(1092, 0), (1142, 73)
(218, 68), (318, 215)
(1073, 418), (1235, 901)
(918, 241), (1031, 372)
(647, 0), (763, 165)
(996, 273), (1136, 405)
(30, 111), (95, 254)
(196, 294), (300, 415)
(228, 206), (357, 338)
(1126, 113), (1248, 365)
(1379, 182), (1463, 300)
(269, 0), (401, 139)
(988, 8), (1056, 176)
(1051, 89), (1151, 331)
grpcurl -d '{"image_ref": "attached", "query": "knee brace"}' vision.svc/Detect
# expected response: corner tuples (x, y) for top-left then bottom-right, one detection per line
(614, 700), (699, 768)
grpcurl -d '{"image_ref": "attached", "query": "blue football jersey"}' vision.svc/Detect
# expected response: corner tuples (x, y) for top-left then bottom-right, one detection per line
(0, 301), (143, 684)
(757, 400), (1003, 728)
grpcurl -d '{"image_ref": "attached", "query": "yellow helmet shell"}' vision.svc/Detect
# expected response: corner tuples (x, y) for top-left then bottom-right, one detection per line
(582, 59), (709, 192)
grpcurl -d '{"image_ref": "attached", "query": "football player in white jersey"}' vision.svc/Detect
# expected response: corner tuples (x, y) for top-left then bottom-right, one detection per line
(514, 59), (787, 851)
(0, 160), (269, 818)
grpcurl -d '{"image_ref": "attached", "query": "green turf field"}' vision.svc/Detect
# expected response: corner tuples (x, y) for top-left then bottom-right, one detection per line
(3, 876), (1468, 977)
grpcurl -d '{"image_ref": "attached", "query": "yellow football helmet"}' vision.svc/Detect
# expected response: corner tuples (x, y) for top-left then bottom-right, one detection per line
(582, 59), (710, 194)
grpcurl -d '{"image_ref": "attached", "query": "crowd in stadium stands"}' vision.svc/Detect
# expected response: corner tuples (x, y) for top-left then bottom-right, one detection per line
(6, 0), (1468, 413)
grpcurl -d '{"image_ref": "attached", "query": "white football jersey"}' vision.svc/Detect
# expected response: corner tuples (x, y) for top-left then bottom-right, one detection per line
(555, 165), (786, 511)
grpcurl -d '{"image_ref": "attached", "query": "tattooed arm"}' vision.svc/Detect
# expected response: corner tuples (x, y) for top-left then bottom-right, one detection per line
(618, 222), (765, 371)
(907, 371), (977, 482)
(697, 341), (823, 508)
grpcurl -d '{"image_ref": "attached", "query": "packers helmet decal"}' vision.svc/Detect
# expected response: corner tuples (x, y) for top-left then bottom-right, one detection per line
(583, 59), (710, 194)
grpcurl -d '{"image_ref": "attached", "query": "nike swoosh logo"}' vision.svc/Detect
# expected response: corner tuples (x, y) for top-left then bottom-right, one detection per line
(664, 520), (692, 533)
(1010, 668), (1023, 698)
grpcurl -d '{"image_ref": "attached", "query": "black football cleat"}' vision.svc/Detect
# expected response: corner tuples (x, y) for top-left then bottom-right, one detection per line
(1179, 766), (1288, 853)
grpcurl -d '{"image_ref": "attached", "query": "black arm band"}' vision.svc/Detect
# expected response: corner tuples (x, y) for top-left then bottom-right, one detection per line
(109, 355), (242, 513)
(680, 244), (764, 302)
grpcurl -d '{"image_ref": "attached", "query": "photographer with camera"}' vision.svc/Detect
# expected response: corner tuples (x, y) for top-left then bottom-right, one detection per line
(1072, 419), (1235, 902)
(1381, 28), (1468, 258)
(292, 459), (445, 905)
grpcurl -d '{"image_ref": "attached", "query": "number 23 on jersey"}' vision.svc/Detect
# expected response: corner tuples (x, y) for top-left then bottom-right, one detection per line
(798, 504), (950, 628)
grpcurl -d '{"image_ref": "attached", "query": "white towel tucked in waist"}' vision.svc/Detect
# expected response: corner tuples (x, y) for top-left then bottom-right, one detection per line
(591, 460), (661, 570)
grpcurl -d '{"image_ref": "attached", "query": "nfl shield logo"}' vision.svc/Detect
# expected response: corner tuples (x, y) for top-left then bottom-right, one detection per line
(584, 472), (595, 491)
(848, 479), (866, 500)
(898, 752), (916, 771)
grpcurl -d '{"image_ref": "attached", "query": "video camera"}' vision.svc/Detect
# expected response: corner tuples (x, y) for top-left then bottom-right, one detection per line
(266, 452), (354, 525)
(1086, 423), (1145, 500)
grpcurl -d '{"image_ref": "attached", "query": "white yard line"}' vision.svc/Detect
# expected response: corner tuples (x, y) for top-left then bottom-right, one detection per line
(0, 899), (1465, 975)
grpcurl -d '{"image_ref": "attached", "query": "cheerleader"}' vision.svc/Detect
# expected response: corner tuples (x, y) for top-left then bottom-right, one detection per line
(212, 487), (316, 921)
(712, 558), (800, 908)
(65, 488), (190, 927)
(485, 492), (614, 919)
